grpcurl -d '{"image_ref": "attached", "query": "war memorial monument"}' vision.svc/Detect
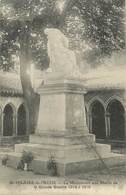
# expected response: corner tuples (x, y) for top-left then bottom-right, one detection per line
(7, 28), (126, 176)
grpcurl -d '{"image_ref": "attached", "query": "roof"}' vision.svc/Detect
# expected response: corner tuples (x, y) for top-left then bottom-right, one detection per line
(0, 71), (23, 96)
(84, 66), (126, 91)
(1, 65), (125, 97)
(34, 67), (126, 92)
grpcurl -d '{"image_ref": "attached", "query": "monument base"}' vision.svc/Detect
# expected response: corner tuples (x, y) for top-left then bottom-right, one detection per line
(15, 134), (111, 160)
(6, 140), (126, 176)
(32, 154), (126, 176)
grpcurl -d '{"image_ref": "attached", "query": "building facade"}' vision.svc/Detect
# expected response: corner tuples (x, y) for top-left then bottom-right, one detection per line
(84, 68), (126, 148)
(1, 68), (126, 148)
(0, 72), (29, 146)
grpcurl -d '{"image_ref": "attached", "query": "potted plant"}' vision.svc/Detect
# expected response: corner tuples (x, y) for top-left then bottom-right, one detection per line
(20, 150), (34, 171)
(47, 156), (57, 176)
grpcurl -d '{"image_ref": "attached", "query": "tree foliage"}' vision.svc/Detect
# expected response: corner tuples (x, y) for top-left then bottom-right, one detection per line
(0, 0), (125, 71)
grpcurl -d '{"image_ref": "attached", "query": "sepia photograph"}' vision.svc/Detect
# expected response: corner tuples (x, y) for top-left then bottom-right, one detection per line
(0, 0), (126, 194)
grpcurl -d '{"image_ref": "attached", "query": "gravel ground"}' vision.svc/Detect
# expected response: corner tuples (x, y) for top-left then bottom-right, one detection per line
(0, 162), (125, 185)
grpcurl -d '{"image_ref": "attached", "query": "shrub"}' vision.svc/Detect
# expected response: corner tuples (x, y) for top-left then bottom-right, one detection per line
(47, 156), (57, 176)
(17, 151), (34, 171)
(17, 159), (24, 170)
(1, 155), (8, 166)
(21, 150), (34, 164)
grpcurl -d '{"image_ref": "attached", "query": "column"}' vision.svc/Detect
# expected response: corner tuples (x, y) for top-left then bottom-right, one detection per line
(105, 112), (111, 138)
(0, 112), (4, 136)
(88, 113), (92, 133)
(13, 113), (17, 136)
(1, 113), (4, 136)
(86, 111), (89, 129)
(123, 110), (126, 139)
(26, 110), (29, 136)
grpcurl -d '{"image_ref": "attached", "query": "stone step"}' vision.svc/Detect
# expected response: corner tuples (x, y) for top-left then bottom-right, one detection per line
(14, 142), (111, 161)
(2, 152), (22, 169)
(30, 134), (95, 146)
(5, 152), (126, 176)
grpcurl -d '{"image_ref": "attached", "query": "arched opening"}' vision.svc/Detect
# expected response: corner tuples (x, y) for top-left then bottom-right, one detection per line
(91, 101), (106, 139)
(17, 104), (27, 136)
(107, 100), (125, 139)
(3, 104), (13, 136)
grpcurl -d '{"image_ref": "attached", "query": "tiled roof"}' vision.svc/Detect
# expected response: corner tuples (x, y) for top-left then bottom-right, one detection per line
(2, 67), (125, 96)
(0, 72), (23, 96)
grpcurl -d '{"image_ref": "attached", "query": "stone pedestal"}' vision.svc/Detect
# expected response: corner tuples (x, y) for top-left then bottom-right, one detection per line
(29, 78), (99, 160)
(36, 78), (89, 136)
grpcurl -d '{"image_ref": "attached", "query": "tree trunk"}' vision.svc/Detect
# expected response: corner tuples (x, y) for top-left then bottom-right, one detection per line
(19, 22), (40, 134)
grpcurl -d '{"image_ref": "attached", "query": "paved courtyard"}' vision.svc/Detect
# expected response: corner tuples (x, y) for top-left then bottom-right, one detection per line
(0, 159), (126, 189)
(0, 164), (125, 195)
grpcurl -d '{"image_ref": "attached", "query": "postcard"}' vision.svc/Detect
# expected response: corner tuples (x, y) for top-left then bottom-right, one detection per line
(0, 0), (126, 194)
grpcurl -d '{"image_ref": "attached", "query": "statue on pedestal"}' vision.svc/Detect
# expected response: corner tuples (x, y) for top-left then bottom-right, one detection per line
(44, 28), (81, 78)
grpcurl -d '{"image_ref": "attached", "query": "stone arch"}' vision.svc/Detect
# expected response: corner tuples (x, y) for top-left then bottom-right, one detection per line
(105, 95), (124, 110)
(106, 99), (125, 139)
(88, 97), (105, 113)
(3, 104), (15, 136)
(17, 104), (27, 136)
(89, 100), (106, 139)
(2, 103), (16, 114)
